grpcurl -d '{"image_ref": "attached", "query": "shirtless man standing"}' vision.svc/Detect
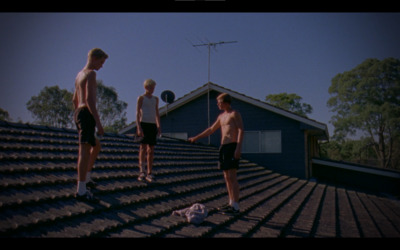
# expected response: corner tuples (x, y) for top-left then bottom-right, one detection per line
(72, 48), (108, 202)
(188, 93), (244, 214)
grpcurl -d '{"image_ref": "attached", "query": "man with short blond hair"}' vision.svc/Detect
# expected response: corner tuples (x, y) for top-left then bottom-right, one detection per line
(72, 48), (108, 202)
(189, 93), (244, 214)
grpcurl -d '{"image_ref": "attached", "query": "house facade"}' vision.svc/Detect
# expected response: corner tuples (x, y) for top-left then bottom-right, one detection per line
(120, 82), (329, 179)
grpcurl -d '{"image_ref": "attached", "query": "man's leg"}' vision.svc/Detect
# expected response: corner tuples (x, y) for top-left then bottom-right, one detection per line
(139, 144), (146, 173)
(88, 139), (101, 172)
(77, 143), (91, 195)
(146, 145), (155, 175)
(86, 139), (101, 185)
(138, 144), (147, 181)
(146, 145), (155, 182)
(223, 170), (233, 202)
(223, 169), (240, 209)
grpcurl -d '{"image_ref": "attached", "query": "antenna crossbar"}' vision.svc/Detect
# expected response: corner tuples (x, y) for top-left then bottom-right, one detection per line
(192, 40), (237, 82)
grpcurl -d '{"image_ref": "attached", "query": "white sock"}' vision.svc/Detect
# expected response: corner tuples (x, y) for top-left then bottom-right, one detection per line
(229, 199), (233, 205)
(77, 181), (86, 195)
(231, 202), (239, 210)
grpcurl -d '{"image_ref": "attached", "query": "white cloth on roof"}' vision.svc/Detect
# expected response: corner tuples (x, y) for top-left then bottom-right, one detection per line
(172, 203), (208, 224)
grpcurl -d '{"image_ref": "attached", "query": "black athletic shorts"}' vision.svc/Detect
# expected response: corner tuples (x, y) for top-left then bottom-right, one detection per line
(74, 107), (96, 147)
(140, 122), (158, 145)
(218, 142), (239, 171)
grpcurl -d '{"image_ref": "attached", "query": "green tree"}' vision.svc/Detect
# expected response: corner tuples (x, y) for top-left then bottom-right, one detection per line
(96, 80), (128, 133)
(327, 57), (400, 168)
(27, 82), (128, 133)
(26, 86), (74, 128)
(0, 108), (11, 121)
(320, 138), (379, 167)
(265, 93), (313, 117)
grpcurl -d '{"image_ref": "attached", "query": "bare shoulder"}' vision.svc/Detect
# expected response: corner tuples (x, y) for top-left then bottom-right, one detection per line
(229, 110), (243, 123)
(232, 109), (242, 117)
(86, 69), (96, 80)
(137, 95), (144, 103)
(232, 110), (243, 127)
(76, 69), (95, 83)
(224, 110), (240, 119)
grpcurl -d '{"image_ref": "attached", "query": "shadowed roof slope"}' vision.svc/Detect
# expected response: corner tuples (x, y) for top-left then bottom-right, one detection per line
(0, 121), (399, 238)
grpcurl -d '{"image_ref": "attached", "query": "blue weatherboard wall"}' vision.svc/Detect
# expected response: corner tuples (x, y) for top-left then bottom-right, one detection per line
(230, 94), (306, 178)
(160, 89), (308, 179)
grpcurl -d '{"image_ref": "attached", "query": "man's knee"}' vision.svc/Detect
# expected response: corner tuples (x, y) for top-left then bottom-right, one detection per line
(79, 143), (91, 154)
(92, 140), (101, 152)
(147, 145), (155, 154)
(224, 169), (237, 180)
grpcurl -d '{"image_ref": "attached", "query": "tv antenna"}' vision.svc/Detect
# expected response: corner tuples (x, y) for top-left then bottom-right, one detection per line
(192, 40), (237, 144)
(192, 40), (238, 82)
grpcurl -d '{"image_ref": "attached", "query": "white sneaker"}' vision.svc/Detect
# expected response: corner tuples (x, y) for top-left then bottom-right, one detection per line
(145, 174), (154, 183)
(138, 172), (146, 182)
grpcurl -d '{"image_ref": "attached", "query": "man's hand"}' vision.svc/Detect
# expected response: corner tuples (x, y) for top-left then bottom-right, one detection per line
(137, 127), (144, 137)
(157, 127), (162, 137)
(97, 124), (104, 136)
(188, 137), (196, 143)
(234, 149), (241, 160)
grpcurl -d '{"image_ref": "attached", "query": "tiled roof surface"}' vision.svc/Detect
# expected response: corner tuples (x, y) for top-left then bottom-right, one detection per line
(1, 121), (400, 238)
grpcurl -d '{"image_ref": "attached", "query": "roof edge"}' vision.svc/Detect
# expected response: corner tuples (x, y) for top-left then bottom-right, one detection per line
(120, 82), (329, 139)
(159, 82), (329, 137)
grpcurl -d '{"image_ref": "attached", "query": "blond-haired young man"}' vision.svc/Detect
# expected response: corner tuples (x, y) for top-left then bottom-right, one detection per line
(136, 79), (161, 182)
(73, 48), (108, 202)
(189, 93), (244, 214)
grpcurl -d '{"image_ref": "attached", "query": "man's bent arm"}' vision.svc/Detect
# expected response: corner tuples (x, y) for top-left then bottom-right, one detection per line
(234, 112), (244, 159)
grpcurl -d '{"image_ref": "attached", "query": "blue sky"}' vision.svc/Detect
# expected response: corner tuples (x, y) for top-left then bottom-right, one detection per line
(1, 12), (399, 136)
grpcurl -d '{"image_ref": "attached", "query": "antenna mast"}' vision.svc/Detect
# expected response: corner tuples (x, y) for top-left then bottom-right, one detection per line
(192, 40), (237, 144)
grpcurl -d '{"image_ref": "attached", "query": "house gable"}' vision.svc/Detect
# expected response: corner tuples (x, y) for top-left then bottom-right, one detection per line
(121, 82), (329, 141)
(120, 82), (329, 179)
(158, 82), (328, 139)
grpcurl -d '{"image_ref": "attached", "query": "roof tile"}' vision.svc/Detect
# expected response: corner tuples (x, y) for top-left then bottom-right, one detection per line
(1, 121), (400, 238)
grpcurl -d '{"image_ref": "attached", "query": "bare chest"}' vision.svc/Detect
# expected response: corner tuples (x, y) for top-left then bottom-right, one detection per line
(220, 113), (236, 127)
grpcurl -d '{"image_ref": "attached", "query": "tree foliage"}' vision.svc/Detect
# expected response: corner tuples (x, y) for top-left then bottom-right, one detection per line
(26, 81), (128, 133)
(265, 93), (313, 117)
(96, 80), (128, 133)
(320, 138), (379, 167)
(26, 86), (74, 128)
(327, 57), (400, 168)
(0, 108), (11, 121)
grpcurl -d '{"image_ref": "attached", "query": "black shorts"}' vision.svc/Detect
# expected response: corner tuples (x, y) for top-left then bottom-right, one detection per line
(218, 143), (239, 171)
(140, 122), (158, 145)
(74, 107), (96, 147)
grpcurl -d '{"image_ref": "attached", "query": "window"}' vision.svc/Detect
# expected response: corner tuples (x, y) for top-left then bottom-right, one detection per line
(242, 131), (259, 153)
(242, 131), (281, 153)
